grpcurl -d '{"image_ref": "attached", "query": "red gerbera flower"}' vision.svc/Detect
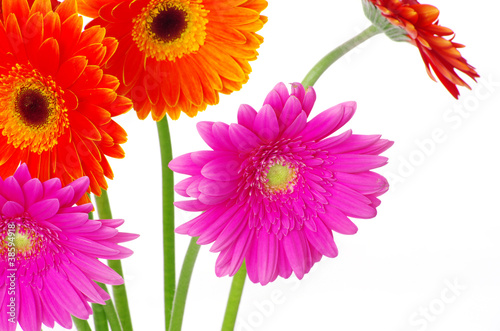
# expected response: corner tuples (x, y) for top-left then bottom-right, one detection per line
(77, 0), (268, 120)
(363, 0), (479, 98)
(0, 0), (132, 204)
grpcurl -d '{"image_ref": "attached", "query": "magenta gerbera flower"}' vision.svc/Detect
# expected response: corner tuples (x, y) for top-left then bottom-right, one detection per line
(170, 82), (393, 285)
(0, 164), (138, 331)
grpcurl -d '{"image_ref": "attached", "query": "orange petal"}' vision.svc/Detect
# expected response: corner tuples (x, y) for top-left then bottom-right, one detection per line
(56, 55), (88, 89)
(55, 0), (78, 23)
(37, 38), (60, 77)
(68, 110), (102, 141)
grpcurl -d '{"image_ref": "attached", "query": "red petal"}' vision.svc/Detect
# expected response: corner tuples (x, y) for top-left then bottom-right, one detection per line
(68, 110), (101, 141)
(55, 0), (77, 23)
(37, 38), (60, 77)
(56, 56), (88, 89)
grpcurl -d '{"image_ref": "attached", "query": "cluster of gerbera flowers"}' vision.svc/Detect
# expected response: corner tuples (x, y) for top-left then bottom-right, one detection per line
(0, 0), (477, 329)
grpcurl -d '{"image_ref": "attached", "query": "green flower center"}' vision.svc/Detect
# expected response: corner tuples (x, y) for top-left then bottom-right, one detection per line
(266, 164), (292, 188)
(14, 231), (32, 252)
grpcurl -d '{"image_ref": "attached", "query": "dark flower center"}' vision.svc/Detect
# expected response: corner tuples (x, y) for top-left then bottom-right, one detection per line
(151, 7), (188, 42)
(16, 88), (50, 126)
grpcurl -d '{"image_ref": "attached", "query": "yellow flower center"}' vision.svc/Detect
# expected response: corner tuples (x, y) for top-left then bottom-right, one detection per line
(13, 231), (32, 253)
(132, 0), (209, 61)
(0, 64), (69, 153)
(265, 163), (297, 194)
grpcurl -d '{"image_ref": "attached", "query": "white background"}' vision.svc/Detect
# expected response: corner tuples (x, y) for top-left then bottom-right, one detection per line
(53, 0), (500, 330)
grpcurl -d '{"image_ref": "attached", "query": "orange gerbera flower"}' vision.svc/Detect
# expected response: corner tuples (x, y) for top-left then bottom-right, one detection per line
(363, 0), (479, 98)
(77, 0), (267, 120)
(0, 0), (132, 203)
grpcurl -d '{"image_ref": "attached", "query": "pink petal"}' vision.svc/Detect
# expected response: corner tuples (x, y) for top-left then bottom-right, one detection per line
(290, 82), (305, 103)
(173, 199), (208, 212)
(2, 201), (25, 217)
(262, 89), (283, 115)
(237, 104), (257, 130)
(252, 104), (279, 141)
(169, 153), (202, 175)
(320, 204), (358, 235)
(281, 111), (307, 139)
(304, 219), (338, 258)
(13, 163), (31, 186)
(201, 156), (241, 181)
(67, 177), (90, 206)
(330, 154), (388, 172)
(3, 176), (24, 207)
(229, 123), (261, 152)
(302, 86), (316, 116)
(28, 199), (60, 220)
(279, 96), (302, 129)
(23, 178), (43, 208)
(300, 102), (348, 142)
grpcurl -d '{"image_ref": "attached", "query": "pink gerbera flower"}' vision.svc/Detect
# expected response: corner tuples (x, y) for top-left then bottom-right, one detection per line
(0, 164), (138, 331)
(170, 82), (393, 285)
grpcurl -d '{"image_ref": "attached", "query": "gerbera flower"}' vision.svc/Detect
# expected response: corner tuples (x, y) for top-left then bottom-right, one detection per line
(0, 164), (138, 331)
(169, 82), (393, 285)
(363, 0), (479, 98)
(77, 0), (268, 120)
(0, 0), (132, 204)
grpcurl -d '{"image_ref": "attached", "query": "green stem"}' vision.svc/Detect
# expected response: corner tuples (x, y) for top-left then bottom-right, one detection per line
(156, 116), (176, 331)
(168, 237), (201, 331)
(221, 262), (247, 331)
(92, 303), (110, 331)
(301, 24), (381, 88)
(97, 282), (123, 331)
(72, 317), (92, 331)
(88, 210), (110, 331)
(95, 191), (133, 331)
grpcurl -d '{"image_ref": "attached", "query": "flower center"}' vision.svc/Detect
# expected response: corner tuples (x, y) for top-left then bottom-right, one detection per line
(0, 64), (69, 153)
(132, 0), (208, 61)
(264, 161), (298, 194)
(150, 7), (188, 42)
(17, 88), (50, 126)
(13, 231), (32, 253)
(266, 164), (292, 188)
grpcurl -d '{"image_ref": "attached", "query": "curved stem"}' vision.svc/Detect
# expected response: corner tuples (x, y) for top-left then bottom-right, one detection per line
(301, 25), (381, 88)
(221, 262), (247, 331)
(95, 191), (133, 331)
(156, 116), (176, 331)
(72, 317), (92, 331)
(168, 237), (201, 331)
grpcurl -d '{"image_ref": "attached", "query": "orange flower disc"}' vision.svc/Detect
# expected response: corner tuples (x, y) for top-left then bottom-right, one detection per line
(0, 0), (132, 203)
(78, 0), (268, 120)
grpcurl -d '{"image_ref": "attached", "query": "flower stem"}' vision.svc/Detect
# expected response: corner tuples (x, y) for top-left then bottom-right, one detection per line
(88, 210), (110, 331)
(97, 282), (123, 331)
(156, 116), (176, 331)
(91, 303), (110, 331)
(221, 262), (247, 331)
(301, 24), (381, 88)
(72, 317), (92, 331)
(168, 237), (201, 331)
(95, 191), (133, 331)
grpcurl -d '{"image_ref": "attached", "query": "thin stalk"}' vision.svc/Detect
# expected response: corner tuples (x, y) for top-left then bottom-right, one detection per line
(221, 262), (247, 331)
(91, 303), (110, 331)
(88, 210), (110, 331)
(95, 191), (133, 331)
(72, 317), (92, 331)
(156, 116), (176, 330)
(97, 282), (123, 331)
(301, 25), (381, 88)
(168, 237), (201, 331)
